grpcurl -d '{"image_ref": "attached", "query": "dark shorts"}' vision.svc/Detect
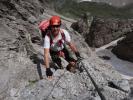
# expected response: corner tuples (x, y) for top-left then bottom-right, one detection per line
(50, 46), (76, 68)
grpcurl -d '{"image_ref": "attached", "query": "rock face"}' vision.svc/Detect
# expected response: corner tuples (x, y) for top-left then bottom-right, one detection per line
(0, 0), (47, 44)
(72, 16), (133, 47)
(71, 13), (90, 37)
(88, 17), (133, 47)
(112, 31), (133, 62)
(0, 0), (133, 100)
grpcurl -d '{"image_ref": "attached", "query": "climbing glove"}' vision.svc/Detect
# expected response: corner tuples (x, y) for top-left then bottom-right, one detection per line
(46, 68), (53, 77)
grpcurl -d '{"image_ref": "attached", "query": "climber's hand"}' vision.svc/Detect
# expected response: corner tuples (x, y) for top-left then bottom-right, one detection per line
(46, 68), (53, 79)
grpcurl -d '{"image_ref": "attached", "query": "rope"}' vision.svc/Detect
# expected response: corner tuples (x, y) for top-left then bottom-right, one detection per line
(78, 60), (106, 100)
(43, 70), (66, 100)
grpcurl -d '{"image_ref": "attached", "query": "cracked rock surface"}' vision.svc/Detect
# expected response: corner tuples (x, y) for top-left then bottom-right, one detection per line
(0, 0), (133, 100)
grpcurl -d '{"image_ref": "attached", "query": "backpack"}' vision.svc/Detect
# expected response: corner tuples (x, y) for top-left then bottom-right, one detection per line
(39, 19), (66, 47)
(39, 19), (50, 38)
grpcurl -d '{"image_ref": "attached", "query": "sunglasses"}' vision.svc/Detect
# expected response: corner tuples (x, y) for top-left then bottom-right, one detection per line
(51, 25), (60, 28)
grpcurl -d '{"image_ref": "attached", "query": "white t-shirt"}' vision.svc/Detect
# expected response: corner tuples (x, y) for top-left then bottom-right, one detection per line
(43, 29), (71, 51)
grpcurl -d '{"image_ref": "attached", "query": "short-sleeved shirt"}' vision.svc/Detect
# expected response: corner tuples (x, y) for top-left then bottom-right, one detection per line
(43, 29), (71, 51)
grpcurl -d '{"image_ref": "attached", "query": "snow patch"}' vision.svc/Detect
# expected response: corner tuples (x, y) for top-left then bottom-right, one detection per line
(96, 49), (133, 79)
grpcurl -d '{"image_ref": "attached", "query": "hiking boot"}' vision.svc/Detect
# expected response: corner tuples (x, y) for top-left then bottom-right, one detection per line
(59, 64), (63, 69)
(66, 63), (76, 73)
(52, 64), (63, 70)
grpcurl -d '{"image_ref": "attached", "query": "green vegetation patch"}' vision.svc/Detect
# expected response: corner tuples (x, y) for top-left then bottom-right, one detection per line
(50, 0), (133, 19)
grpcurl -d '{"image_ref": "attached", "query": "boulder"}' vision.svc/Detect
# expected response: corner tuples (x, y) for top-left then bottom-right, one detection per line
(112, 31), (133, 62)
(71, 16), (133, 47)
(71, 13), (89, 36)
(88, 17), (133, 47)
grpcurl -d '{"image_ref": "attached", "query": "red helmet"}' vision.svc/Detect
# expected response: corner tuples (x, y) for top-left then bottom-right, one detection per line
(50, 16), (61, 26)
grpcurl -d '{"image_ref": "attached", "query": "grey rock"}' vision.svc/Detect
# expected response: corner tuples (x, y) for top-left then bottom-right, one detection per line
(108, 79), (130, 93)
(72, 16), (133, 48)
(112, 31), (133, 62)
(0, 0), (132, 100)
(117, 79), (131, 92)
(28, 16), (37, 24)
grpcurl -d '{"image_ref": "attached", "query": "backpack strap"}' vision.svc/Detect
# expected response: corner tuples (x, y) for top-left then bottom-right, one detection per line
(57, 29), (66, 47)
(46, 31), (53, 47)
(47, 29), (66, 47)
(60, 29), (65, 41)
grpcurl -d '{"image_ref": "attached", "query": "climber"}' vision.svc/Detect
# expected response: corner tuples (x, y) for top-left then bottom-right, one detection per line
(43, 15), (81, 79)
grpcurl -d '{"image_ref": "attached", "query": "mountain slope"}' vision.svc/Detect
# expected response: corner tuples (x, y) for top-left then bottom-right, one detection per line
(80, 0), (133, 7)
(0, 0), (132, 100)
(54, 0), (133, 19)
